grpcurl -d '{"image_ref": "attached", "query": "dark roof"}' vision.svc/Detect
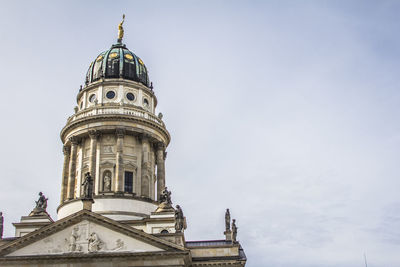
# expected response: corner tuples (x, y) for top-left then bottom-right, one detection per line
(85, 42), (150, 87)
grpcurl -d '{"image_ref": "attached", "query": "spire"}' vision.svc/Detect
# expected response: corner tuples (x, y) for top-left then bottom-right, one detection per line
(117, 14), (125, 43)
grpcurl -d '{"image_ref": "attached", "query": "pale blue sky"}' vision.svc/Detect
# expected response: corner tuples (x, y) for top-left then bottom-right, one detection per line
(1, 1), (400, 266)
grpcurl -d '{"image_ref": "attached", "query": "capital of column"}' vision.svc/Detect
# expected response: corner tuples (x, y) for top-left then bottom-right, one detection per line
(156, 142), (166, 151)
(138, 133), (150, 142)
(63, 145), (71, 155)
(116, 128), (125, 138)
(88, 130), (100, 140)
(69, 136), (78, 145)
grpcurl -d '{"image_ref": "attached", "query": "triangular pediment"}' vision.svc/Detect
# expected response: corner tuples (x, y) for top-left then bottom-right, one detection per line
(0, 210), (184, 257)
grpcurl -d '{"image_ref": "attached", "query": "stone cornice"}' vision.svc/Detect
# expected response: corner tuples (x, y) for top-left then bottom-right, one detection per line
(61, 114), (170, 145)
(0, 250), (189, 262)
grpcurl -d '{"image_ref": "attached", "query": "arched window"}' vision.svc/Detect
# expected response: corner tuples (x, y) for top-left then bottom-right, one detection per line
(124, 171), (133, 193)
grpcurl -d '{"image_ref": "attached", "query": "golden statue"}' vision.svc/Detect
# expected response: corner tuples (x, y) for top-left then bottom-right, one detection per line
(118, 14), (125, 42)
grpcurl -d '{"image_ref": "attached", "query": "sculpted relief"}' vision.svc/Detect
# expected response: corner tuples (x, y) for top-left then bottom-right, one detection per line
(7, 220), (163, 257)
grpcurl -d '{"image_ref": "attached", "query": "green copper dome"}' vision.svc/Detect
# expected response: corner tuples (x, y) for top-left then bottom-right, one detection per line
(85, 43), (150, 87)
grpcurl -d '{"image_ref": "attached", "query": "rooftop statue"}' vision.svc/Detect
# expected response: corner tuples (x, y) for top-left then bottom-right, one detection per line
(232, 219), (238, 243)
(175, 205), (187, 233)
(155, 187), (174, 212)
(29, 192), (48, 216)
(225, 208), (231, 232)
(160, 187), (172, 204)
(118, 14), (125, 43)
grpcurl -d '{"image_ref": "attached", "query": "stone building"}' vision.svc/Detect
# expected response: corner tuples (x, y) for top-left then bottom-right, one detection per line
(0, 18), (246, 266)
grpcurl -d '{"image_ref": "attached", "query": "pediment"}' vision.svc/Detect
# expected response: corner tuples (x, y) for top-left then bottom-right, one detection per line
(0, 210), (184, 257)
(101, 161), (114, 168)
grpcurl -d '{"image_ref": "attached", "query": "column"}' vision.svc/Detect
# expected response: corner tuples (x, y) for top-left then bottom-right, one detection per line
(60, 145), (71, 203)
(156, 142), (166, 201)
(114, 129), (125, 192)
(140, 135), (150, 196)
(95, 138), (101, 195)
(88, 130), (99, 180)
(67, 136), (78, 200)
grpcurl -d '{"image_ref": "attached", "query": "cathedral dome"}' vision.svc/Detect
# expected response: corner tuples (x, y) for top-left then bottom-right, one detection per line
(85, 43), (150, 87)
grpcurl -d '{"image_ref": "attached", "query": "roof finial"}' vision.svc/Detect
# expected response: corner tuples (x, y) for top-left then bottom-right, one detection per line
(117, 14), (125, 43)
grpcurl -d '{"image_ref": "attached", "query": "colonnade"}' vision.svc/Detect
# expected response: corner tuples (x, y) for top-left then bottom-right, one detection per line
(59, 129), (166, 204)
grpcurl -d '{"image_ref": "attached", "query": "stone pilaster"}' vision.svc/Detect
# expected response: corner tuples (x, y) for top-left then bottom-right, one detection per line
(156, 142), (166, 201)
(67, 136), (78, 200)
(140, 135), (150, 197)
(114, 129), (125, 192)
(60, 145), (71, 203)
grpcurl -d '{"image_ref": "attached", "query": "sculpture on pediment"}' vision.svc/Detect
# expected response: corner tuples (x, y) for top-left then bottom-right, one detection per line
(88, 232), (103, 252)
(112, 239), (125, 251)
(175, 205), (187, 233)
(232, 219), (238, 242)
(160, 187), (172, 204)
(68, 226), (81, 252)
(36, 192), (48, 210)
(155, 187), (174, 212)
(225, 208), (231, 232)
(29, 192), (49, 216)
(82, 172), (93, 199)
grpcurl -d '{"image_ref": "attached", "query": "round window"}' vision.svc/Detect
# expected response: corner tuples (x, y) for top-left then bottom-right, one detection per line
(89, 94), (96, 103)
(106, 91), (115, 99)
(143, 98), (149, 107)
(126, 92), (135, 101)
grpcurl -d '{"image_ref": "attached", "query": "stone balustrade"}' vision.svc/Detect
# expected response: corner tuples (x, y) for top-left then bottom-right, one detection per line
(67, 105), (164, 126)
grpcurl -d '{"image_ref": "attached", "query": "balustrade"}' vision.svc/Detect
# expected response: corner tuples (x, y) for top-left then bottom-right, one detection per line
(67, 105), (164, 126)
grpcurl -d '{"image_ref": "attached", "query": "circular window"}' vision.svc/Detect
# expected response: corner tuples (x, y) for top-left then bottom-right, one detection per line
(126, 92), (135, 101)
(106, 91), (115, 99)
(89, 94), (96, 103)
(160, 229), (169, 234)
(143, 98), (149, 107)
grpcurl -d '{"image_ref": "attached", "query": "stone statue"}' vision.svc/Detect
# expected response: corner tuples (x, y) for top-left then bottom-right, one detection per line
(175, 205), (186, 232)
(0, 212), (3, 239)
(88, 232), (102, 252)
(82, 172), (93, 199)
(68, 226), (80, 252)
(29, 192), (48, 216)
(103, 173), (111, 192)
(118, 14), (125, 42)
(36, 192), (48, 210)
(225, 208), (231, 231)
(160, 187), (172, 204)
(232, 219), (238, 242)
(112, 239), (124, 251)
(155, 187), (174, 212)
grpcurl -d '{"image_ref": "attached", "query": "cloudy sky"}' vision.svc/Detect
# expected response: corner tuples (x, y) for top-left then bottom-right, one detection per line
(1, 1), (400, 266)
